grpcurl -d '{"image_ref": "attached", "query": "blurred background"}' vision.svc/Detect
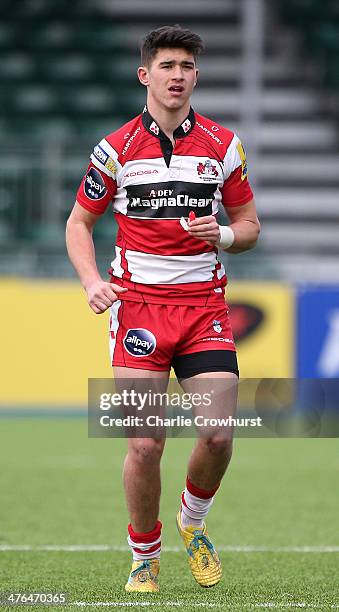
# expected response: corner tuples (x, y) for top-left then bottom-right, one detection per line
(1, 0), (339, 408)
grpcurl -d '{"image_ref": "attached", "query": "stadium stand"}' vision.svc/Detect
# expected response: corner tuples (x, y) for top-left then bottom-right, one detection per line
(277, 0), (339, 91)
(0, 0), (338, 280)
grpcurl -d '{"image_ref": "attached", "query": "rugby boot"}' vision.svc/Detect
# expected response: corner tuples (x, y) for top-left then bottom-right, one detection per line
(125, 558), (160, 593)
(176, 511), (222, 587)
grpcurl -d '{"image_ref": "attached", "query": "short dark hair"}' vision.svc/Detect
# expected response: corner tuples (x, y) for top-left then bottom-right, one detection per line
(141, 25), (204, 67)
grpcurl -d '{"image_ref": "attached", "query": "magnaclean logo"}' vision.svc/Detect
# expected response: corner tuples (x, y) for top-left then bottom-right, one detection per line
(84, 168), (107, 200)
(129, 191), (213, 210)
(123, 328), (156, 357)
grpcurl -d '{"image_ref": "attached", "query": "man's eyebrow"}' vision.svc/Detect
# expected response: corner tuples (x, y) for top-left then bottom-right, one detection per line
(159, 60), (195, 67)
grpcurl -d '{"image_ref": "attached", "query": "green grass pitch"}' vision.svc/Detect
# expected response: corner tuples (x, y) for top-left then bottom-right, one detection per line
(0, 417), (338, 611)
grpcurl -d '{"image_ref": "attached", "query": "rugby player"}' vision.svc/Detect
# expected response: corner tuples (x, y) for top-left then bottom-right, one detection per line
(66, 25), (260, 593)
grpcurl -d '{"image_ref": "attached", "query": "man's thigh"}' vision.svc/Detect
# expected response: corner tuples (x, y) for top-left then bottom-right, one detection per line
(109, 300), (179, 372)
(180, 372), (238, 441)
(172, 300), (239, 380)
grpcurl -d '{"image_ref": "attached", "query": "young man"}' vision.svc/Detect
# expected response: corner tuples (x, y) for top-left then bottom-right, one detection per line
(66, 25), (260, 593)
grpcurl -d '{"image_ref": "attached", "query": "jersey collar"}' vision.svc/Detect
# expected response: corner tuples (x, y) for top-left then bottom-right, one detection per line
(142, 106), (195, 139)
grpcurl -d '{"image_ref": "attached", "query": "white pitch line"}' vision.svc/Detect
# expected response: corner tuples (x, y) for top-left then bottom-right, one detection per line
(0, 544), (339, 553)
(71, 603), (233, 609)
(69, 603), (339, 610)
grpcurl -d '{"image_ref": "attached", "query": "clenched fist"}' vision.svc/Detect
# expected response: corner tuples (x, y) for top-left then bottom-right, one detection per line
(86, 281), (128, 314)
(187, 214), (221, 246)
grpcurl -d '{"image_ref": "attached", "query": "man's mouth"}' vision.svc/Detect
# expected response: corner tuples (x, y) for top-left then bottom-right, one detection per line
(168, 86), (184, 93)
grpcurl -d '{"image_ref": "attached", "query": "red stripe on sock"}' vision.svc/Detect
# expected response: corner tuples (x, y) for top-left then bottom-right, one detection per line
(186, 477), (220, 499)
(128, 520), (162, 543)
(181, 491), (188, 508)
(132, 542), (161, 555)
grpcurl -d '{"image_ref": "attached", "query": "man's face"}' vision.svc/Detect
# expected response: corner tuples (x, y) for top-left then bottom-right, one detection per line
(138, 48), (198, 112)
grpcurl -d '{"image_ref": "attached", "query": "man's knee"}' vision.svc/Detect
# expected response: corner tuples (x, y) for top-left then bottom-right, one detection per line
(205, 436), (233, 461)
(128, 438), (165, 465)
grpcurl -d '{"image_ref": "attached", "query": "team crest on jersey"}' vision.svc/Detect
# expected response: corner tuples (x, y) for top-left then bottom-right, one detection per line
(213, 320), (222, 333)
(197, 159), (218, 181)
(181, 118), (191, 133)
(150, 121), (160, 136)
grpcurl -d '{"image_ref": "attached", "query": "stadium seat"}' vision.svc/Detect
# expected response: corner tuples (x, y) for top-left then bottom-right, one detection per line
(101, 57), (139, 85)
(29, 22), (72, 49)
(93, 216), (118, 241)
(0, 53), (34, 80)
(277, 0), (339, 91)
(309, 24), (339, 57)
(9, 0), (80, 19)
(280, 0), (332, 24)
(22, 223), (66, 246)
(13, 85), (57, 114)
(39, 55), (94, 82)
(0, 23), (15, 49)
(324, 61), (339, 90)
(62, 87), (116, 115)
(71, 26), (127, 51)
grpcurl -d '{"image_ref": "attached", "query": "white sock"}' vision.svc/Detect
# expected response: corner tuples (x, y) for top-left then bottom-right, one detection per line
(180, 487), (215, 529)
(127, 521), (162, 561)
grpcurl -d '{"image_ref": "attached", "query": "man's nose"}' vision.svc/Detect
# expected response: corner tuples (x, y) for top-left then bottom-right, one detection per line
(172, 66), (184, 79)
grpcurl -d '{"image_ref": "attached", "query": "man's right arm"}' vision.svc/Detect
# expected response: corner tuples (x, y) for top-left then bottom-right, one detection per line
(66, 201), (127, 314)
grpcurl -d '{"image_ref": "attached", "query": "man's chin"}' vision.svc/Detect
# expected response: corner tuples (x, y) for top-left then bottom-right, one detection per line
(164, 99), (188, 112)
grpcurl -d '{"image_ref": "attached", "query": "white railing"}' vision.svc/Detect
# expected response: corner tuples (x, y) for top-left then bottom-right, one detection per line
(240, 0), (264, 191)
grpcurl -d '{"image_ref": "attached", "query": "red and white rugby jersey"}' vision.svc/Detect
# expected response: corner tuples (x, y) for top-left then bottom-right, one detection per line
(76, 107), (253, 305)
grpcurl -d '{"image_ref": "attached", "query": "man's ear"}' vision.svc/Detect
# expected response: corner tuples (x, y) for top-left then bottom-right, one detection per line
(194, 68), (199, 87)
(137, 66), (149, 86)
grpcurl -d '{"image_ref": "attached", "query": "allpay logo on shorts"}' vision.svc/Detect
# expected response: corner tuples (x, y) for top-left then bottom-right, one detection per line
(123, 328), (156, 357)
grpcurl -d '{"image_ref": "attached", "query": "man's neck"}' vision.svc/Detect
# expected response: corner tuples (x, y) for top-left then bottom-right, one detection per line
(146, 101), (190, 143)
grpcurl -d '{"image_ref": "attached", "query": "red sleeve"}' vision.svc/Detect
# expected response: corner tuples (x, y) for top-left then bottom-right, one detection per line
(221, 166), (254, 208)
(76, 161), (117, 215)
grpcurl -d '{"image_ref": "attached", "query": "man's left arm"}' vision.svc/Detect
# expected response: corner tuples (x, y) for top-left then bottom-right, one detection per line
(222, 198), (260, 253)
(187, 198), (260, 253)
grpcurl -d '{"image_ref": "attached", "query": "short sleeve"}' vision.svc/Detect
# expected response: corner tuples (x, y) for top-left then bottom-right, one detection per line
(76, 138), (119, 215)
(221, 133), (253, 207)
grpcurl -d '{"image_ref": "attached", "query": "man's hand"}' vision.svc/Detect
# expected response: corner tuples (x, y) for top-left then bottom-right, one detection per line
(86, 281), (128, 314)
(187, 214), (221, 246)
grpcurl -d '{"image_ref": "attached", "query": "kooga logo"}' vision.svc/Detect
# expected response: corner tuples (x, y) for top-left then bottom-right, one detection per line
(123, 328), (156, 357)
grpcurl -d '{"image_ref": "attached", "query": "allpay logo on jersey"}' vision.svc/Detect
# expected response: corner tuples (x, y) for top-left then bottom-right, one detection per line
(84, 168), (107, 200)
(124, 328), (156, 357)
